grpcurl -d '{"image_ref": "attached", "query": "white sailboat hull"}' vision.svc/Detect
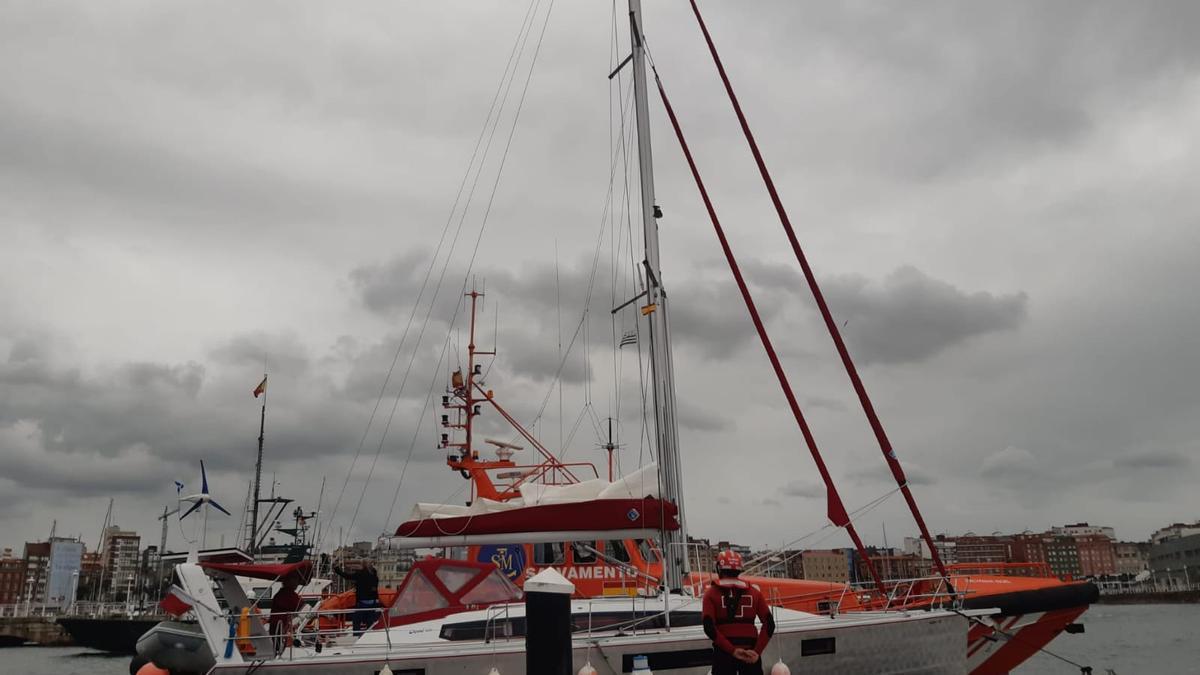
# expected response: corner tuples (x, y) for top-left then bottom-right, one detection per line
(211, 611), (968, 675)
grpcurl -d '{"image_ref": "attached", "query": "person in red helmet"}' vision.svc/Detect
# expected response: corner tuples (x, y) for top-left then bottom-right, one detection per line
(702, 549), (775, 675)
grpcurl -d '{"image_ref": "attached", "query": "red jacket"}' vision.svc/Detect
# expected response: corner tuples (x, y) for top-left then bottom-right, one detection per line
(701, 577), (774, 656)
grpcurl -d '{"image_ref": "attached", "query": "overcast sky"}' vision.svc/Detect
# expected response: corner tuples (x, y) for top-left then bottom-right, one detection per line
(2, 0), (1198, 556)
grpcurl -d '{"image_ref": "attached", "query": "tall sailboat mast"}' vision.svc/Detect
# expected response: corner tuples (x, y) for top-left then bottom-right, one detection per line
(628, 0), (688, 590)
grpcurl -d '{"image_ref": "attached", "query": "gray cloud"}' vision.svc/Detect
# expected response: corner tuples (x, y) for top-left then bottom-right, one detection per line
(1113, 451), (1191, 470)
(2, 0), (1199, 551)
(803, 396), (848, 413)
(350, 249), (442, 318)
(211, 332), (310, 375)
(978, 446), (1040, 483)
(677, 401), (734, 433)
(849, 462), (937, 487)
(779, 480), (824, 499)
(822, 266), (1027, 365)
(500, 334), (591, 386)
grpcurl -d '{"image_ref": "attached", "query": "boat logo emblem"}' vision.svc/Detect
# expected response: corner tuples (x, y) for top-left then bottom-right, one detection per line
(626, 508), (640, 521)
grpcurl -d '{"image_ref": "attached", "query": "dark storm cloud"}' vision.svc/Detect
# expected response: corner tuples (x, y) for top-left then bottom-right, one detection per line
(1113, 451), (1190, 470)
(498, 331), (591, 386)
(803, 396), (848, 413)
(723, 1), (1200, 179)
(677, 401), (733, 433)
(350, 252), (783, 375)
(978, 447), (1041, 483)
(0, 334), (395, 500)
(350, 249), (442, 318)
(211, 332), (310, 375)
(668, 281), (762, 360)
(0, 99), (350, 227)
(0, 339), (206, 461)
(848, 462), (937, 487)
(336, 331), (450, 404)
(822, 266), (1027, 365)
(779, 480), (824, 499)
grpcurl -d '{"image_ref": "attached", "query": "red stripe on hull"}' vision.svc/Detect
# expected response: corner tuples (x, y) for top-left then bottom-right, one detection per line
(970, 607), (1087, 675)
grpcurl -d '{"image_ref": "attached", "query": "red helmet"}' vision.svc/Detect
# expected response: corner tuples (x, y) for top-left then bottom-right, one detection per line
(715, 549), (743, 572)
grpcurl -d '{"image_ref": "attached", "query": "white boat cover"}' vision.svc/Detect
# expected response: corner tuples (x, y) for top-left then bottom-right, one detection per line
(407, 463), (659, 521)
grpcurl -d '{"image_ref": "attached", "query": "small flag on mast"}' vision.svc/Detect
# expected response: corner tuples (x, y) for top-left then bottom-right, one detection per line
(252, 375), (268, 398)
(619, 330), (637, 348)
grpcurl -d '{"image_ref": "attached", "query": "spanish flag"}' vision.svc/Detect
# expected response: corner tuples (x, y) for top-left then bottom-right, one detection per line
(252, 375), (268, 398)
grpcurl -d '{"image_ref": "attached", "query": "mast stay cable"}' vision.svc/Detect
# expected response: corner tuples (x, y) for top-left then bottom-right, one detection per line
(684, 0), (951, 582)
(320, 0), (545, 550)
(651, 67), (889, 598)
(379, 0), (559, 532)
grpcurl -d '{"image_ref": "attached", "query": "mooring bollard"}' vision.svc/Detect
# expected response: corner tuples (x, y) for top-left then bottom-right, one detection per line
(525, 568), (576, 675)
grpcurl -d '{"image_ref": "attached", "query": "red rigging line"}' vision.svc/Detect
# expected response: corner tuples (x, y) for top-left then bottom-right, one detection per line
(685, 0), (951, 581)
(652, 71), (888, 599)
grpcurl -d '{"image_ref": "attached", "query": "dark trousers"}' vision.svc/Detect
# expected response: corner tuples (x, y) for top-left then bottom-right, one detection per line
(352, 598), (381, 635)
(712, 646), (764, 675)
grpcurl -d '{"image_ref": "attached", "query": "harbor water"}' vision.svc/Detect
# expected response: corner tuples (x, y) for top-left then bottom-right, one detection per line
(1015, 603), (1199, 674)
(6, 604), (1198, 674)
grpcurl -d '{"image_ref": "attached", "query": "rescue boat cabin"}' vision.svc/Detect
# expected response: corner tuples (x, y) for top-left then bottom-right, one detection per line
(445, 537), (663, 597)
(404, 291), (673, 597)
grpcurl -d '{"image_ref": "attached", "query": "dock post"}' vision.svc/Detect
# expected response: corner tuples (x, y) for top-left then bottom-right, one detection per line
(525, 568), (576, 675)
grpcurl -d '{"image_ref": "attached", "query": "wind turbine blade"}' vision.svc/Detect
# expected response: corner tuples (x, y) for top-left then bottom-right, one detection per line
(200, 460), (210, 495)
(209, 500), (232, 517)
(180, 500), (203, 520)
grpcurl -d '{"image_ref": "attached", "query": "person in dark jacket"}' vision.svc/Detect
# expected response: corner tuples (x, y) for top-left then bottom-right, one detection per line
(334, 561), (380, 635)
(269, 575), (303, 654)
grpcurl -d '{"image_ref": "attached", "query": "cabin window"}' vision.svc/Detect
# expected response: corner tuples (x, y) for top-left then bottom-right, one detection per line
(460, 570), (521, 605)
(570, 541), (597, 564)
(440, 617), (527, 642)
(534, 542), (565, 565)
(605, 540), (631, 564)
(435, 565), (477, 594)
(801, 637), (836, 656)
(389, 569), (448, 617)
(635, 538), (660, 563)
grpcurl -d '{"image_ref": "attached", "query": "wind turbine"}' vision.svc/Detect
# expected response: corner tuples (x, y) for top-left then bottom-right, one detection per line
(180, 461), (231, 549)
